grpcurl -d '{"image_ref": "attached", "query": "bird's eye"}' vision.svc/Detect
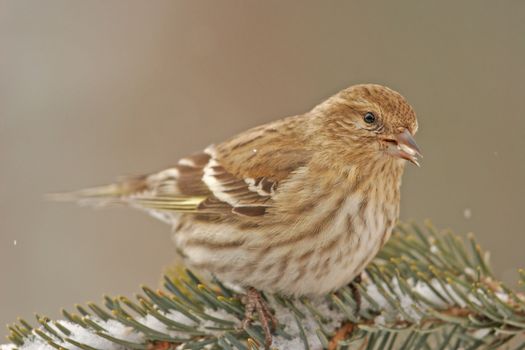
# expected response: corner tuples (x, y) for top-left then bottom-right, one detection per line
(363, 112), (376, 124)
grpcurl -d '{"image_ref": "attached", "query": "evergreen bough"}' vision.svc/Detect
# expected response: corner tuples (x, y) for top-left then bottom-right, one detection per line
(3, 222), (525, 349)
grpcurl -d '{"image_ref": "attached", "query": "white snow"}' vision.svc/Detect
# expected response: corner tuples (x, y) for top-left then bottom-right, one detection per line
(139, 310), (197, 338)
(199, 308), (240, 336)
(361, 277), (423, 324)
(472, 328), (491, 339)
(495, 291), (510, 303)
(412, 278), (467, 308)
(464, 267), (476, 278)
(374, 314), (387, 326)
(359, 275), (474, 327)
(1, 319), (143, 350)
(271, 296), (345, 350)
(65, 319), (141, 349)
(6, 339), (53, 350)
(0, 344), (16, 350)
(140, 314), (169, 333)
(1, 314), (161, 350)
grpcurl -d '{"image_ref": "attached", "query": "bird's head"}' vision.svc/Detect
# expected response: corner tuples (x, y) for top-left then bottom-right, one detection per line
(311, 84), (421, 167)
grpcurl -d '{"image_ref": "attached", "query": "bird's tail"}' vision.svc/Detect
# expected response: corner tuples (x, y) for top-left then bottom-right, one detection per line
(47, 176), (149, 207)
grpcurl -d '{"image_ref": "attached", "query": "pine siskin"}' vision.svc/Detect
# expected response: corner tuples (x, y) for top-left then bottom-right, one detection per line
(58, 84), (421, 346)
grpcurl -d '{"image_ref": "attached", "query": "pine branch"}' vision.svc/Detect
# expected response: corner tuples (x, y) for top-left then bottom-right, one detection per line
(2, 222), (525, 350)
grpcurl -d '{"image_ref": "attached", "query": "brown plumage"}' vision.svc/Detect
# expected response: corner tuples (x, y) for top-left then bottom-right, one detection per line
(58, 83), (421, 345)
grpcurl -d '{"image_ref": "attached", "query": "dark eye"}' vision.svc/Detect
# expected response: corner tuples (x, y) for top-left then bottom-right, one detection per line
(363, 112), (376, 124)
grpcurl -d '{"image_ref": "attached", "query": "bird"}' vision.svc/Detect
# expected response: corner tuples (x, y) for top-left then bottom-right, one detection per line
(55, 83), (421, 347)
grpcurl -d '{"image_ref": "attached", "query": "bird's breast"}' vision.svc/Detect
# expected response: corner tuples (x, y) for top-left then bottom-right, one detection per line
(174, 167), (402, 296)
(268, 188), (399, 295)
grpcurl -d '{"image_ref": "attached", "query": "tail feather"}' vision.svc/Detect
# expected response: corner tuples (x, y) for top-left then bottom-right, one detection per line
(47, 176), (149, 207)
(48, 176), (208, 213)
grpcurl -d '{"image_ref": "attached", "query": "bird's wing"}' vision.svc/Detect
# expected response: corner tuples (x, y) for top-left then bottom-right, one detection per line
(134, 147), (281, 217)
(56, 116), (310, 218)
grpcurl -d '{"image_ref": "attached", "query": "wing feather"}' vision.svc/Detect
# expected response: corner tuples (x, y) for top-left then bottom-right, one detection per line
(55, 115), (311, 219)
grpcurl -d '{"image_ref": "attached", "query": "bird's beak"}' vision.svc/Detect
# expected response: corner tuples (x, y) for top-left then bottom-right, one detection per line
(386, 129), (422, 166)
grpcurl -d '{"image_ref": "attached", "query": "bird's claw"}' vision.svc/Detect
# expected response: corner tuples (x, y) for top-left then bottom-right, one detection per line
(349, 274), (362, 316)
(241, 287), (278, 349)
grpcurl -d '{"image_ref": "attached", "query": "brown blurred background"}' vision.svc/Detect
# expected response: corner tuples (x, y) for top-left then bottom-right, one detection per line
(1, 0), (524, 330)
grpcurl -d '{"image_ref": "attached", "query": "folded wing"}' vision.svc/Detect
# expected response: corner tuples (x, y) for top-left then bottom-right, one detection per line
(54, 116), (310, 220)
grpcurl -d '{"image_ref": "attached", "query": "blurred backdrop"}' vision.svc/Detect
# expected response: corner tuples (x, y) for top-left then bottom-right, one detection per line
(1, 0), (524, 330)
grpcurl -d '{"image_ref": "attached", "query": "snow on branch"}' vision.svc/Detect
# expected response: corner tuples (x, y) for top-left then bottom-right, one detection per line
(2, 222), (525, 350)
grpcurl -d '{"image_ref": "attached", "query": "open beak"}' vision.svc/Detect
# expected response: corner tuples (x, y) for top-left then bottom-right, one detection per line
(386, 129), (422, 166)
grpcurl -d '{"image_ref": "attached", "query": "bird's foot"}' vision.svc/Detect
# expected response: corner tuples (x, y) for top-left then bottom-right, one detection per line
(241, 287), (278, 349)
(349, 274), (362, 316)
